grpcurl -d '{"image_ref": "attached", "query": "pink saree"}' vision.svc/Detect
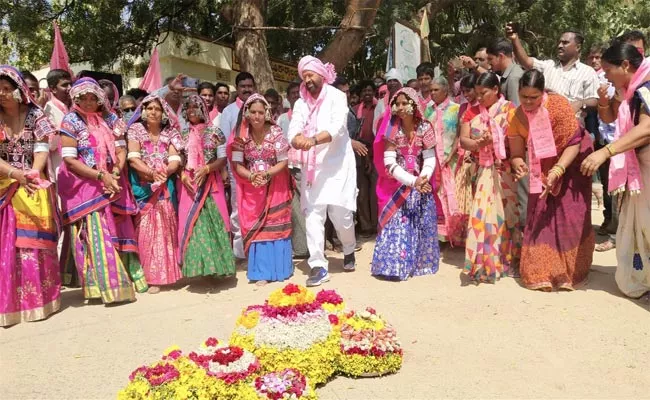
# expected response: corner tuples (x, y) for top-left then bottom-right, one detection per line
(227, 123), (292, 253)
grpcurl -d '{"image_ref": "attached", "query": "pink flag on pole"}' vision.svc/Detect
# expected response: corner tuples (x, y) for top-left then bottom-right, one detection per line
(50, 22), (72, 76)
(139, 48), (162, 92)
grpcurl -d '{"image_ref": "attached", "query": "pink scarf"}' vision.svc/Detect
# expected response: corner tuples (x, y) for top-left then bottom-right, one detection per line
(72, 105), (116, 171)
(186, 122), (207, 171)
(356, 98), (378, 120)
(49, 95), (69, 115)
(297, 84), (327, 185)
(608, 59), (650, 194)
(208, 107), (219, 123)
(418, 93), (432, 110)
(373, 88), (428, 218)
(296, 56), (337, 185)
(24, 169), (51, 189)
(523, 94), (558, 194)
(478, 97), (508, 167)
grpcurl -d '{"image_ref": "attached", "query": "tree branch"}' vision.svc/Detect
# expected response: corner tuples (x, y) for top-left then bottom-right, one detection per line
(233, 25), (367, 32)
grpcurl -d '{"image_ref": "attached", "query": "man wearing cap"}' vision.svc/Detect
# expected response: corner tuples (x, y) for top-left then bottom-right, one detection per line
(288, 56), (357, 287)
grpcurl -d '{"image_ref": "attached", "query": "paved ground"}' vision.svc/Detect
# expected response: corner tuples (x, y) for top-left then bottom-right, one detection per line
(2, 205), (650, 399)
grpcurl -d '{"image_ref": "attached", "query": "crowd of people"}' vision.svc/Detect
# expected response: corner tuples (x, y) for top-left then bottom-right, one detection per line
(1, 24), (649, 327)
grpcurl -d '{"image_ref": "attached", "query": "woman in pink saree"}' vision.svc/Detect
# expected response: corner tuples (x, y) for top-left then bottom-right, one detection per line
(228, 94), (293, 285)
(58, 77), (138, 304)
(177, 94), (234, 278)
(127, 94), (183, 292)
(0, 66), (60, 326)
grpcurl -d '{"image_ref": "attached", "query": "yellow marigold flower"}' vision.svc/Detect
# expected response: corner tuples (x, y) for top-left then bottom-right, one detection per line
(236, 310), (260, 329)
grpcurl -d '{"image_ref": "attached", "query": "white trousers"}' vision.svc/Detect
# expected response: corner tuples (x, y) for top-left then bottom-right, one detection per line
(229, 165), (245, 259)
(306, 204), (356, 271)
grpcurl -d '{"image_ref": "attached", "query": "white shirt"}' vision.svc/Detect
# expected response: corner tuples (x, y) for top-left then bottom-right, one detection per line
(211, 112), (222, 130)
(287, 85), (357, 211)
(372, 101), (385, 135)
(277, 112), (291, 138)
(596, 69), (616, 143)
(531, 58), (600, 103)
(43, 100), (66, 183)
(218, 101), (242, 139)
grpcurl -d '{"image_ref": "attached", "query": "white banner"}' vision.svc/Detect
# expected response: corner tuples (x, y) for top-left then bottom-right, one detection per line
(393, 22), (421, 81)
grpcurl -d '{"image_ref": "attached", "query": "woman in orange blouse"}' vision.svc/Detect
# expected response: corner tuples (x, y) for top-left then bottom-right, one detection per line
(507, 69), (594, 291)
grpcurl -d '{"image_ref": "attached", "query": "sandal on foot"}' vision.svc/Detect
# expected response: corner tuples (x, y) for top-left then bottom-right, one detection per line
(595, 240), (615, 252)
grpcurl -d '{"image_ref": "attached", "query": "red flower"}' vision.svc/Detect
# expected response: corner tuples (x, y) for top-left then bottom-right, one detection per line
(129, 366), (148, 381)
(204, 337), (219, 347)
(328, 314), (339, 325)
(211, 346), (244, 365)
(162, 349), (183, 361)
(370, 347), (386, 357)
(189, 351), (213, 368)
(262, 301), (322, 318)
(212, 360), (260, 384)
(144, 363), (180, 386)
(316, 289), (343, 305)
(366, 307), (377, 315)
(342, 345), (390, 358)
(282, 283), (301, 295)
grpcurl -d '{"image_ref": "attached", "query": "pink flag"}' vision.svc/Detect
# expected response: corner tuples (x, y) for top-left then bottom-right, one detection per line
(50, 22), (72, 76)
(139, 48), (162, 92)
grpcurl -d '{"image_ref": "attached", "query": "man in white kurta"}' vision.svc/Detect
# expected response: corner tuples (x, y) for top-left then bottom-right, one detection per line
(288, 56), (357, 287)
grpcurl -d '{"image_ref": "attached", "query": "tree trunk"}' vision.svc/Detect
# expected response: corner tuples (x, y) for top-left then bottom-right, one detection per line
(319, 0), (381, 73)
(233, 0), (275, 91)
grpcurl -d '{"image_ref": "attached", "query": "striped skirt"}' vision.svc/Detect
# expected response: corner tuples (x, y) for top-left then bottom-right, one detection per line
(70, 207), (136, 303)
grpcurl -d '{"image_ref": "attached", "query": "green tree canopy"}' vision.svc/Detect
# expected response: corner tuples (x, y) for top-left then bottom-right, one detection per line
(2, 0), (647, 81)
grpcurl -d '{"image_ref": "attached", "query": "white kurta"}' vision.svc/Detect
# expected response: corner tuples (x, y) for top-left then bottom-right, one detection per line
(287, 85), (357, 212)
(43, 100), (65, 183)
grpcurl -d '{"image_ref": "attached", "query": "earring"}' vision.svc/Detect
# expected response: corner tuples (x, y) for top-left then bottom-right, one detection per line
(244, 110), (251, 119)
(391, 104), (398, 115)
(265, 109), (272, 121)
(12, 88), (22, 103)
(405, 103), (414, 115)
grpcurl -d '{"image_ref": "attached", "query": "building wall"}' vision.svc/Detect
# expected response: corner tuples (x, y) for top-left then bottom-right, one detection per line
(31, 32), (295, 94)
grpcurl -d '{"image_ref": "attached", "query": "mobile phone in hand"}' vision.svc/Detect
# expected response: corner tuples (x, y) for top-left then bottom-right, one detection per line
(182, 77), (199, 89)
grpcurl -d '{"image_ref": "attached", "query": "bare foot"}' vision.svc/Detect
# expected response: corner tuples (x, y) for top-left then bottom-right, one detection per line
(255, 280), (268, 287)
(147, 286), (161, 294)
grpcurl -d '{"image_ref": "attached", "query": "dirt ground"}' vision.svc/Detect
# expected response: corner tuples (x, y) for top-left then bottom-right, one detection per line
(2, 205), (650, 400)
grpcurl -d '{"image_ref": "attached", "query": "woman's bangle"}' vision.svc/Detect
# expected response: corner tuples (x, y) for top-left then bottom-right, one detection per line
(605, 143), (617, 157)
(8, 168), (15, 179)
(248, 172), (254, 182)
(312, 137), (318, 146)
(97, 170), (105, 181)
(265, 171), (271, 182)
(550, 165), (565, 177)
